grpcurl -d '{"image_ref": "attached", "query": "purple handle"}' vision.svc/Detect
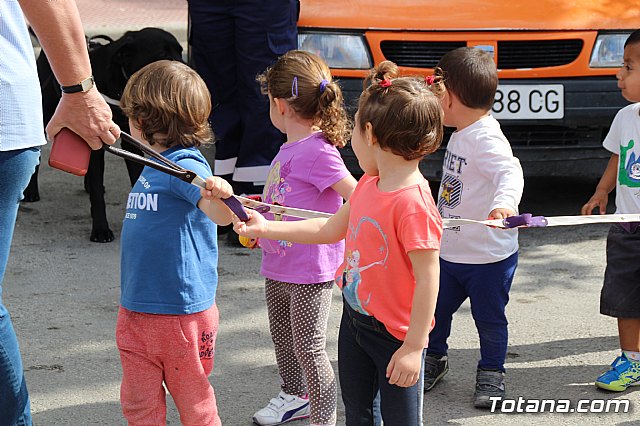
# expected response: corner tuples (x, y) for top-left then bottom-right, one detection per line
(501, 213), (548, 228)
(503, 213), (532, 228)
(528, 216), (548, 227)
(221, 196), (250, 222)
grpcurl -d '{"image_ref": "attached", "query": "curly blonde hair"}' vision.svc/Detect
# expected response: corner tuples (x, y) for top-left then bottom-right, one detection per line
(121, 60), (213, 148)
(258, 50), (351, 147)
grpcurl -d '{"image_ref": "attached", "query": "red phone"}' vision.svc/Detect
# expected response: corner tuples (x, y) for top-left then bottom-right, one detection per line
(48, 128), (92, 176)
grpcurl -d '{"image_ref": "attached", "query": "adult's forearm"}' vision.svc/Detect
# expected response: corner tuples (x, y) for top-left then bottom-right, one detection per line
(19, 0), (91, 86)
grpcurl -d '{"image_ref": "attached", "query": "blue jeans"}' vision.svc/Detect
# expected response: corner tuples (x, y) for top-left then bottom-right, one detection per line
(0, 147), (40, 426)
(427, 252), (518, 372)
(338, 300), (425, 426)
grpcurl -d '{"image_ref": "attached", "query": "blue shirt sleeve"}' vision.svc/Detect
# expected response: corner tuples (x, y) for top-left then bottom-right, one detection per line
(169, 156), (212, 206)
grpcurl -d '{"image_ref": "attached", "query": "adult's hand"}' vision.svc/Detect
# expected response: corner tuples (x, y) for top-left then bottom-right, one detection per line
(46, 89), (120, 149)
(19, 0), (119, 149)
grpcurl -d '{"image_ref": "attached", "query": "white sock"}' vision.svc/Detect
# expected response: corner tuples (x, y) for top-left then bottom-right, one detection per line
(622, 350), (640, 361)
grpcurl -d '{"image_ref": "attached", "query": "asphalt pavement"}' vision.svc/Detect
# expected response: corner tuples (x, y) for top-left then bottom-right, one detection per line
(74, 0), (188, 44)
(6, 1), (640, 425)
(7, 138), (640, 426)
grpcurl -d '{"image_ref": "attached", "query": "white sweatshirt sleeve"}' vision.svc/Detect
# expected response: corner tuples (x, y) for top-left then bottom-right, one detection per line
(475, 133), (524, 213)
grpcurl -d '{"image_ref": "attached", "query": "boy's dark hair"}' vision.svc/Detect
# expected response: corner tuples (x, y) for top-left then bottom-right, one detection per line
(624, 29), (640, 48)
(357, 61), (444, 161)
(121, 60), (213, 148)
(435, 47), (498, 111)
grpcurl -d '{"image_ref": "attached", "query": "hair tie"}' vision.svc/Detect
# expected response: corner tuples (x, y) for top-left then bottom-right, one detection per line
(319, 79), (329, 94)
(291, 76), (298, 98)
(425, 75), (436, 86)
(379, 78), (392, 88)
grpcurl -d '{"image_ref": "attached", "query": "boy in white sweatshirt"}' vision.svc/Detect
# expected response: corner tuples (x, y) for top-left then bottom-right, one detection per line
(424, 47), (524, 409)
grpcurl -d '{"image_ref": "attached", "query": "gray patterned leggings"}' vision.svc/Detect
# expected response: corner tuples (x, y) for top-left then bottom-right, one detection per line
(265, 278), (337, 425)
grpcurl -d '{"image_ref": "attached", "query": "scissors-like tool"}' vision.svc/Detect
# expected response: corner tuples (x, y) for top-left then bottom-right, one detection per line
(104, 133), (250, 221)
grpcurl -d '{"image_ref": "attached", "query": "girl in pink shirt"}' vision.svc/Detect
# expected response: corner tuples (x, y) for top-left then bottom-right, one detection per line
(226, 60), (444, 425)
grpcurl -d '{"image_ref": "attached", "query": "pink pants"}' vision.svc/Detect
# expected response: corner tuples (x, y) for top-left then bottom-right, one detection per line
(116, 305), (221, 426)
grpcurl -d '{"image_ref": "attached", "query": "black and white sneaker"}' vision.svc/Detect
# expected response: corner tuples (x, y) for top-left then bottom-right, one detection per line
(424, 354), (449, 392)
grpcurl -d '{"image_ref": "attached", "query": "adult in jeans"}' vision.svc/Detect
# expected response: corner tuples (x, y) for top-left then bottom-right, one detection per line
(0, 1), (117, 424)
(188, 0), (299, 196)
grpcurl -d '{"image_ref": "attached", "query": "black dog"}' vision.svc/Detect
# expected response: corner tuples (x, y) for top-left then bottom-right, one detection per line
(24, 28), (184, 242)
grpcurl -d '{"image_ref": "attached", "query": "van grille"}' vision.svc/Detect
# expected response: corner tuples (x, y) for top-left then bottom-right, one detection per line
(497, 40), (583, 69)
(379, 39), (583, 70)
(500, 125), (602, 147)
(440, 125), (603, 147)
(380, 41), (466, 68)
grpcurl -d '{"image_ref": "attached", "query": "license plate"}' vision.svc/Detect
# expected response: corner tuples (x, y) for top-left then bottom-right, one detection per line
(492, 85), (564, 120)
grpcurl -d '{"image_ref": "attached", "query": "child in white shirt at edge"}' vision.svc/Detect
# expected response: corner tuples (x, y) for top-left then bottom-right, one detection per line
(205, 60), (445, 425)
(581, 29), (640, 392)
(422, 47), (524, 409)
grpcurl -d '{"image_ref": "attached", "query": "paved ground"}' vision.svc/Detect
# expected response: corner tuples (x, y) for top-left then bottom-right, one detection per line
(75, 0), (188, 42)
(7, 146), (640, 426)
(6, 1), (640, 425)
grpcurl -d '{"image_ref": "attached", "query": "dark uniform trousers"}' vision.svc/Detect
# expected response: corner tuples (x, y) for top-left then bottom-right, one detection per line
(189, 0), (299, 195)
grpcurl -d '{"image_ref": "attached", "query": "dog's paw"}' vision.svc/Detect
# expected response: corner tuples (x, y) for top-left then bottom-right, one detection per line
(22, 189), (40, 203)
(90, 228), (115, 243)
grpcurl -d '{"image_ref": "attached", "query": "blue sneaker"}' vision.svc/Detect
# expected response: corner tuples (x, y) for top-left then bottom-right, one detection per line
(595, 353), (640, 392)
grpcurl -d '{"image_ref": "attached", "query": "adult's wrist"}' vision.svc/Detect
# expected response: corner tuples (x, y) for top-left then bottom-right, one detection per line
(60, 75), (95, 94)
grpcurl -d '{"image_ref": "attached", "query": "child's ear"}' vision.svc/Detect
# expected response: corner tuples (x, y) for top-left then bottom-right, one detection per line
(443, 90), (455, 109)
(128, 117), (142, 130)
(273, 98), (286, 116)
(364, 122), (376, 146)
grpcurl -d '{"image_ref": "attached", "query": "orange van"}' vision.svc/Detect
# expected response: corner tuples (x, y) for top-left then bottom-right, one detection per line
(297, 0), (640, 179)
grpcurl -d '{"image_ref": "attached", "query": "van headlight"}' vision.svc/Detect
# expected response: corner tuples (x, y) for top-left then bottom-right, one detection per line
(298, 32), (372, 69)
(590, 33), (632, 68)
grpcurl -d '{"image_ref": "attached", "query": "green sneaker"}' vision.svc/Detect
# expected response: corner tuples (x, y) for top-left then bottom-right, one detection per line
(595, 353), (640, 392)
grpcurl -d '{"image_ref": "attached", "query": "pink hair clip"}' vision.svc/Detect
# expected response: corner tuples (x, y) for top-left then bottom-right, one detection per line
(425, 75), (436, 85)
(379, 78), (392, 88)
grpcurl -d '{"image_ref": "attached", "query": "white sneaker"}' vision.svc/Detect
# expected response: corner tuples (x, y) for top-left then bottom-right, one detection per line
(252, 391), (310, 425)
